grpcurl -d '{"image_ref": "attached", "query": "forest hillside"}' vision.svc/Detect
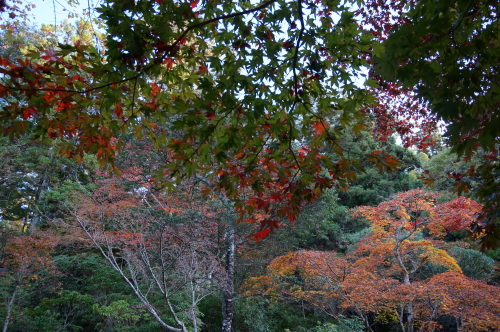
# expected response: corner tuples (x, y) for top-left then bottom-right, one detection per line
(1, 0), (499, 331)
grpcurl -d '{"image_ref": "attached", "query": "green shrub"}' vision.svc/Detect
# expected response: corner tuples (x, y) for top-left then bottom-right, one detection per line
(448, 247), (495, 280)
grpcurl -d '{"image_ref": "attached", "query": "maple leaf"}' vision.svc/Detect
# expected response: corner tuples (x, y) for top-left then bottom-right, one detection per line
(197, 65), (208, 75)
(40, 50), (61, 62)
(189, 0), (199, 9)
(162, 57), (175, 70)
(23, 106), (37, 119)
(149, 83), (161, 96)
(114, 104), (123, 118)
(282, 40), (294, 50)
(206, 111), (216, 120)
(253, 229), (271, 243)
(311, 121), (326, 135)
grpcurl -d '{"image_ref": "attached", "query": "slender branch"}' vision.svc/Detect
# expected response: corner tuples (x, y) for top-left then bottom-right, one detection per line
(174, 0), (279, 50)
(194, 175), (230, 205)
(292, 0), (306, 100)
(72, 212), (184, 332)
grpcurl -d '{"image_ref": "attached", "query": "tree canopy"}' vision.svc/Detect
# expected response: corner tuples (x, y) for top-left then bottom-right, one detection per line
(0, 0), (499, 244)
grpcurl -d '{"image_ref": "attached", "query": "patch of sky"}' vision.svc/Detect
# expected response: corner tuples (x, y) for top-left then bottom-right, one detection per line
(22, 0), (96, 25)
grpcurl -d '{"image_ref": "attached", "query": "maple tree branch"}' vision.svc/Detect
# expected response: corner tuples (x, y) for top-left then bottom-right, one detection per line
(2, 285), (19, 332)
(130, 76), (139, 116)
(299, 101), (346, 157)
(3, 0), (280, 96)
(189, 100), (245, 159)
(67, 196), (191, 332)
(244, 133), (271, 173)
(184, 0), (279, 35)
(97, 84), (111, 117)
(292, 0), (305, 102)
(393, 213), (411, 284)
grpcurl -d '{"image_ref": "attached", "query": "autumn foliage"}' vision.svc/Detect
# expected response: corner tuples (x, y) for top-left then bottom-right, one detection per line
(244, 190), (500, 331)
(0, 0), (499, 329)
(62, 178), (226, 332)
(4, 232), (59, 281)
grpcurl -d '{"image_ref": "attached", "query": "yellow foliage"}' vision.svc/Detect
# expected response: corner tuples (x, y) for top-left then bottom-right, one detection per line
(244, 191), (497, 331)
(419, 245), (462, 273)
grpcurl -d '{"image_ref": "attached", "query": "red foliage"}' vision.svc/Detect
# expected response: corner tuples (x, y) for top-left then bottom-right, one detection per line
(245, 191), (497, 331)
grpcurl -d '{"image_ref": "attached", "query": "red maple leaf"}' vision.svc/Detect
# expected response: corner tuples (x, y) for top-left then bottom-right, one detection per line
(197, 65), (208, 74)
(206, 111), (216, 120)
(253, 229), (271, 243)
(189, 0), (199, 9)
(23, 106), (37, 119)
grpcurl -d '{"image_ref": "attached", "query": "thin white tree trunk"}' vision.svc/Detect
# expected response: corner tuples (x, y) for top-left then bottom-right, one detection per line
(3, 285), (19, 332)
(394, 215), (414, 332)
(221, 221), (235, 332)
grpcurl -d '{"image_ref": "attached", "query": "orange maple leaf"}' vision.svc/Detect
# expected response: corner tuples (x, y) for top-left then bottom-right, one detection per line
(312, 121), (326, 134)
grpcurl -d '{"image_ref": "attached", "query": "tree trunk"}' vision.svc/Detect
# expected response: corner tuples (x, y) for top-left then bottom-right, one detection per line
(3, 285), (19, 332)
(406, 303), (414, 332)
(393, 216), (415, 332)
(193, 176), (236, 332)
(221, 220), (235, 332)
(29, 171), (50, 232)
